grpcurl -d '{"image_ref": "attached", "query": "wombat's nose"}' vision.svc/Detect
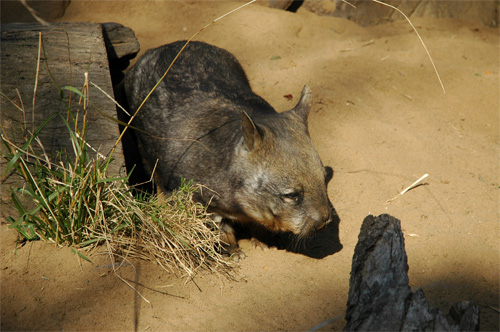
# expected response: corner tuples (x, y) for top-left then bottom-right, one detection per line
(315, 207), (333, 231)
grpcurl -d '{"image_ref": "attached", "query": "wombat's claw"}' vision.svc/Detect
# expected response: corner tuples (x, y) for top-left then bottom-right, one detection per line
(251, 238), (269, 251)
(229, 249), (246, 262)
(222, 245), (246, 262)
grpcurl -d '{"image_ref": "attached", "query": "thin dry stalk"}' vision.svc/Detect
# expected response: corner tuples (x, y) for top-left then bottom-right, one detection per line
(19, 0), (49, 26)
(384, 173), (429, 204)
(32, 32), (42, 133)
(371, 0), (446, 94)
(341, 0), (445, 93)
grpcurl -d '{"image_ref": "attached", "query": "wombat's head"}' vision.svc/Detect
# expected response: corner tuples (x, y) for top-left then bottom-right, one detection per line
(231, 86), (332, 237)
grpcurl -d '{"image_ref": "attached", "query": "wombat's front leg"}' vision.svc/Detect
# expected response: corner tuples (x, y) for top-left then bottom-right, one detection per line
(218, 219), (246, 262)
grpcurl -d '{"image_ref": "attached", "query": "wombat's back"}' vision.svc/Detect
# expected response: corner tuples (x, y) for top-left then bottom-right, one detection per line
(125, 41), (274, 119)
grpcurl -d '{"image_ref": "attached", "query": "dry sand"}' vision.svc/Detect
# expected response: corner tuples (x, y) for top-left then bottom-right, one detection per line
(1, 1), (499, 331)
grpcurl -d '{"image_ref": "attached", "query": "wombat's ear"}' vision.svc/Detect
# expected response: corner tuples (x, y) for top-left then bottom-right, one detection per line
(241, 111), (262, 151)
(290, 85), (312, 123)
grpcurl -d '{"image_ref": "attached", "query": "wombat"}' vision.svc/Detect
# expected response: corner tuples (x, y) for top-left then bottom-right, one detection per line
(124, 40), (332, 257)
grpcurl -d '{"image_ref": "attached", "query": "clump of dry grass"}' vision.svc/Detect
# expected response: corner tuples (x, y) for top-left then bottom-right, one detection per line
(94, 180), (232, 278)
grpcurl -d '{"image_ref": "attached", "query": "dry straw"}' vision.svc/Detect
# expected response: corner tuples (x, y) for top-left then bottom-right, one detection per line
(368, 0), (445, 93)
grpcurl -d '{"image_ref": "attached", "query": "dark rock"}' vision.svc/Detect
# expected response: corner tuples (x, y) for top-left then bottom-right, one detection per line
(449, 301), (481, 331)
(344, 214), (480, 331)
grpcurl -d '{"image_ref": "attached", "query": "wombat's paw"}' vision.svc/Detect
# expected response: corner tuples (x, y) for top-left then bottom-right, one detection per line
(250, 238), (270, 251)
(220, 242), (246, 262)
(226, 246), (246, 262)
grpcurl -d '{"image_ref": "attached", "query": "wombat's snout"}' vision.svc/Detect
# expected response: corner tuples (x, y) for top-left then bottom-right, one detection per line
(297, 203), (333, 236)
(314, 206), (333, 231)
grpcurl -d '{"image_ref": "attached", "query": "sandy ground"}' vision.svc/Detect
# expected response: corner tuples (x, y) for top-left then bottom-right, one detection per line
(1, 1), (499, 331)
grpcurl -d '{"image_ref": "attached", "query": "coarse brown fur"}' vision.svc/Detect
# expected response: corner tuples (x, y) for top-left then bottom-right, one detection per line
(124, 41), (333, 257)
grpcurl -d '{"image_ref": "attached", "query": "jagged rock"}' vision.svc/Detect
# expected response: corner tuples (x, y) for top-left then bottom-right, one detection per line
(449, 301), (481, 331)
(344, 214), (480, 331)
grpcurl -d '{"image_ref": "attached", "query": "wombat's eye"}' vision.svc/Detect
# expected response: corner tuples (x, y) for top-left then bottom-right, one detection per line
(280, 191), (303, 204)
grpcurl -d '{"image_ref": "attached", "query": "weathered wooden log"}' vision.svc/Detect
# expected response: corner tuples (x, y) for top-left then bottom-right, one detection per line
(102, 22), (140, 62)
(344, 214), (480, 331)
(0, 22), (125, 213)
(101, 22), (140, 86)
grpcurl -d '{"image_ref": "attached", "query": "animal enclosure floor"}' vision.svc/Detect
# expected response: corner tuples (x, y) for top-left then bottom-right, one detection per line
(1, 1), (499, 331)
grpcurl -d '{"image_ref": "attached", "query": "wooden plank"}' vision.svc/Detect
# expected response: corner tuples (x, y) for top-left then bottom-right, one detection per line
(1, 22), (125, 213)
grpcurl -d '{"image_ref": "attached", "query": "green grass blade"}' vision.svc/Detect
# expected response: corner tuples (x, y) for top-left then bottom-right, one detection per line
(62, 86), (86, 99)
(2, 112), (58, 177)
(57, 113), (83, 160)
(71, 248), (93, 263)
(7, 216), (38, 240)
